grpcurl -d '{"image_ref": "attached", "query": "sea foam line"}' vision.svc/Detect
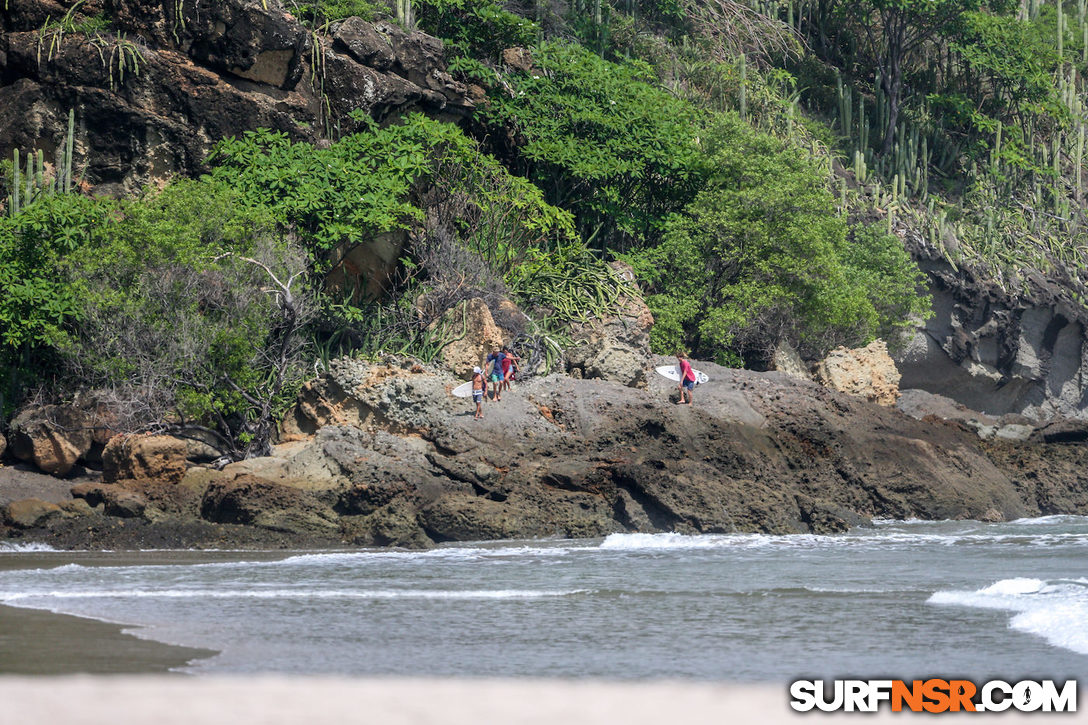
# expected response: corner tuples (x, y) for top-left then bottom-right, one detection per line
(0, 588), (592, 601)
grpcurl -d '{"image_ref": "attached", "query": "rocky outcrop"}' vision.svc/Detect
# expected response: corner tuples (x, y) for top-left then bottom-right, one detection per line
(8, 354), (1088, 549)
(0, 431), (6, 459)
(895, 256), (1088, 420)
(432, 298), (507, 378)
(8, 404), (93, 476)
(817, 340), (901, 407)
(565, 262), (655, 388)
(0, 0), (473, 195)
(71, 481), (149, 518)
(771, 341), (810, 381)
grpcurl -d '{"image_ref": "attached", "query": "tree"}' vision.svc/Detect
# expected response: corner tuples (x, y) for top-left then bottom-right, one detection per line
(841, 0), (986, 156)
(625, 115), (929, 364)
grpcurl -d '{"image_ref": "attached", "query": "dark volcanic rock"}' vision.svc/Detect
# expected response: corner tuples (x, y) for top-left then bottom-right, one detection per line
(896, 254), (1088, 421)
(0, 0), (473, 194)
(201, 473), (340, 536)
(7, 357), (1088, 550)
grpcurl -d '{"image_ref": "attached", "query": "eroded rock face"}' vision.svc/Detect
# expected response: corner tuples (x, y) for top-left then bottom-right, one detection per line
(0, 0), (473, 194)
(200, 473), (340, 535)
(8, 404), (93, 476)
(896, 257), (1088, 420)
(817, 340), (901, 407)
(565, 262), (654, 388)
(432, 298), (508, 378)
(771, 341), (810, 381)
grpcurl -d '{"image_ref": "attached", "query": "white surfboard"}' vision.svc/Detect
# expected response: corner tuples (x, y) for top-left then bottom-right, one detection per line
(655, 365), (709, 384)
(452, 381), (476, 398)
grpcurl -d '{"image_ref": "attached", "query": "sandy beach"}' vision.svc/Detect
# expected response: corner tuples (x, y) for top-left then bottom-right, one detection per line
(3, 675), (1064, 724)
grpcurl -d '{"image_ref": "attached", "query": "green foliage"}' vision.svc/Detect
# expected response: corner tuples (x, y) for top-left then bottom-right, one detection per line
(0, 193), (112, 418)
(416, 0), (537, 59)
(485, 41), (709, 249)
(0, 194), (109, 353)
(505, 242), (625, 323)
(63, 182), (310, 457)
(289, 0), (383, 24)
(207, 119), (431, 259)
(625, 115), (929, 363)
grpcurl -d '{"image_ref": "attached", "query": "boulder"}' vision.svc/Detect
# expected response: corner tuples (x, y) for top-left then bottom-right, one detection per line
(0, 430), (6, 459)
(334, 19), (471, 111)
(816, 340), (901, 407)
(3, 498), (63, 528)
(565, 261), (654, 388)
(103, 435), (188, 485)
(501, 47), (535, 74)
(8, 404), (93, 476)
(433, 298), (507, 377)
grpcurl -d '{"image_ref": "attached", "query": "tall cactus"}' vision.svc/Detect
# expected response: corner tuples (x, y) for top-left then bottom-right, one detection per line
(5, 108), (78, 216)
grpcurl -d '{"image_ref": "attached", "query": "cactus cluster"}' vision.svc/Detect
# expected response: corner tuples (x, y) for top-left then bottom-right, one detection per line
(5, 110), (77, 218)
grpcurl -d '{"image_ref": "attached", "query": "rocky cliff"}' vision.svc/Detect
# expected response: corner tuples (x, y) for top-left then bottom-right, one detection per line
(896, 251), (1088, 422)
(1, 0), (473, 195)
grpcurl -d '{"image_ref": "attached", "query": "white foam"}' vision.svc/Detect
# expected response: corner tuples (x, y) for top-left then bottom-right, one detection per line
(0, 542), (58, 552)
(1007, 515), (1088, 526)
(278, 544), (587, 566)
(0, 588), (591, 602)
(598, 533), (774, 550)
(929, 578), (1088, 655)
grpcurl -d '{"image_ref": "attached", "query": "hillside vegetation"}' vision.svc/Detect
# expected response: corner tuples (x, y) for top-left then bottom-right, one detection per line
(3, 0), (1084, 456)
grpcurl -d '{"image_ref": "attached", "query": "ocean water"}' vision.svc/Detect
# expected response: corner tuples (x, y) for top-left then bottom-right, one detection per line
(1, 517), (1087, 681)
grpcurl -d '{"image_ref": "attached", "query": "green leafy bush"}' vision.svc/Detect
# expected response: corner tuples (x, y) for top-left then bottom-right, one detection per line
(290, 0), (383, 25)
(0, 194), (112, 417)
(626, 115), (929, 364)
(64, 180), (309, 458)
(485, 41), (709, 250)
(416, 0), (537, 59)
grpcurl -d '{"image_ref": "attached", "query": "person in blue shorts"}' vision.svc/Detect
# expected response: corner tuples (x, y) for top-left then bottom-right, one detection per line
(676, 352), (696, 406)
(485, 348), (506, 401)
(471, 366), (485, 419)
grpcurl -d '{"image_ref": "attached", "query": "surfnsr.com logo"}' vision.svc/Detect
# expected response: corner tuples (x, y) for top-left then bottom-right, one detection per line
(790, 679), (1077, 713)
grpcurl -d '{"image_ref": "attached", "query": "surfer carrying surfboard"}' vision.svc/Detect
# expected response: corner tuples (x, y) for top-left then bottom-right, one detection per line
(677, 353), (696, 406)
(471, 366), (485, 419)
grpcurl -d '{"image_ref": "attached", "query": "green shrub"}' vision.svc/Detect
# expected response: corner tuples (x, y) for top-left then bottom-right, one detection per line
(291, 0), (383, 25)
(626, 114), (929, 364)
(64, 181), (310, 458)
(416, 0), (537, 59)
(485, 41), (709, 250)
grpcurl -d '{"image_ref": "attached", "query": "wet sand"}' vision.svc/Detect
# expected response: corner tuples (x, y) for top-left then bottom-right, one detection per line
(0, 549), (281, 675)
(0, 604), (214, 674)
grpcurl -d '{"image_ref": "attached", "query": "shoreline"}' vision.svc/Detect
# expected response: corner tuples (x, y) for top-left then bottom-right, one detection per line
(0, 603), (215, 675)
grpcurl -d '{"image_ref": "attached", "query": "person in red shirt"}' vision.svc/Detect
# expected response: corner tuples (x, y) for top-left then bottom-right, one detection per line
(500, 346), (519, 393)
(676, 353), (696, 406)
